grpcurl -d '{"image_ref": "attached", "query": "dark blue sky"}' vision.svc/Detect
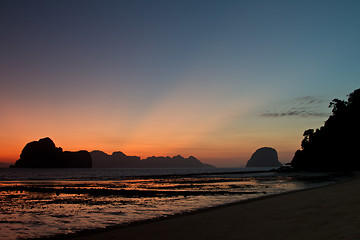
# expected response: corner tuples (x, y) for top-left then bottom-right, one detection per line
(1, 0), (360, 166)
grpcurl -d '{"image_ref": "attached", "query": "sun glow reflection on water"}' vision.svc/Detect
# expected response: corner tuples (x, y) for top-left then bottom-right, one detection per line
(0, 169), (343, 240)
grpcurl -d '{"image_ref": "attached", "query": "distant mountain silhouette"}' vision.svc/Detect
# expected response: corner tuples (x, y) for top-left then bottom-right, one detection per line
(10, 138), (213, 168)
(246, 147), (282, 168)
(91, 151), (214, 168)
(91, 150), (141, 168)
(141, 155), (214, 168)
(291, 88), (360, 171)
(11, 137), (92, 168)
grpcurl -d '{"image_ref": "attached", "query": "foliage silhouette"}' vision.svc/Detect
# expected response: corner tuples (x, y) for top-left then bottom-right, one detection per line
(291, 88), (360, 171)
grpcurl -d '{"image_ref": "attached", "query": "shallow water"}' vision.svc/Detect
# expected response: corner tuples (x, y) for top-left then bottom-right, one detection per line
(0, 168), (343, 240)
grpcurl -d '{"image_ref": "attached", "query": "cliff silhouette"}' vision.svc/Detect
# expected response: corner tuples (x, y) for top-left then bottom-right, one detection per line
(91, 151), (214, 168)
(291, 88), (360, 171)
(246, 147), (282, 168)
(11, 137), (92, 168)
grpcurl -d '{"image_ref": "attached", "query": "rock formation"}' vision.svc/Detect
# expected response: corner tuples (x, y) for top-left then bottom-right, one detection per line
(91, 151), (214, 168)
(11, 138), (213, 168)
(246, 147), (282, 168)
(141, 155), (214, 168)
(91, 150), (141, 168)
(63, 150), (92, 168)
(11, 137), (92, 168)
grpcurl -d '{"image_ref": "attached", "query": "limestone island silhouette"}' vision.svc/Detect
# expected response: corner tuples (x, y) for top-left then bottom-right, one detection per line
(10, 137), (214, 168)
(91, 150), (214, 168)
(11, 137), (92, 168)
(246, 147), (282, 168)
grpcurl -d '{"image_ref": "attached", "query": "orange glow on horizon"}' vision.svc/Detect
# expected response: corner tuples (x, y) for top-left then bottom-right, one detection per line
(0, 131), (301, 167)
(0, 78), (323, 167)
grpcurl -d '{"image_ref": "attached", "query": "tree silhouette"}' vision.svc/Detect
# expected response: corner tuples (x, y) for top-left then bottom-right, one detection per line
(301, 129), (314, 149)
(291, 88), (360, 171)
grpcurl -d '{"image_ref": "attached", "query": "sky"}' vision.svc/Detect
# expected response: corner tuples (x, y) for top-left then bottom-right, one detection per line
(1, 0), (360, 167)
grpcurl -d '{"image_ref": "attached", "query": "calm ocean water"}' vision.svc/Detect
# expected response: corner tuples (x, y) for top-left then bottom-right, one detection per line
(0, 168), (343, 240)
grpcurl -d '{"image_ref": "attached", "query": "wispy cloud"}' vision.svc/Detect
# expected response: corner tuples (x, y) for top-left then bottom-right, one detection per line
(261, 96), (329, 118)
(261, 110), (328, 118)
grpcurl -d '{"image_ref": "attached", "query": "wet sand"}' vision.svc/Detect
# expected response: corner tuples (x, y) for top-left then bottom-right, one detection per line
(70, 175), (360, 240)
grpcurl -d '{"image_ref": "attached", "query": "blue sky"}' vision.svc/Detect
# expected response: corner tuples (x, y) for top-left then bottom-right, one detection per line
(1, 0), (359, 166)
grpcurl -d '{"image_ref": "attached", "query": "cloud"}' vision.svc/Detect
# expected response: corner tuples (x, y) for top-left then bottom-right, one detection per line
(291, 96), (325, 105)
(261, 110), (328, 118)
(261, 96), (329, 118)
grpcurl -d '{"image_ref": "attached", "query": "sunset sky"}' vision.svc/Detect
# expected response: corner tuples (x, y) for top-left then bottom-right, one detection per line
(1, 0), (360, 167)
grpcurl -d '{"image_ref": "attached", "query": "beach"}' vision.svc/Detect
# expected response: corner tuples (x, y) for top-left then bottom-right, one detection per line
(70, 174), (360, 240)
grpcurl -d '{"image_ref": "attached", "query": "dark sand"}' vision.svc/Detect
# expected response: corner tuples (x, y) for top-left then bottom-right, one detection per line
(70, 175), (360, 240)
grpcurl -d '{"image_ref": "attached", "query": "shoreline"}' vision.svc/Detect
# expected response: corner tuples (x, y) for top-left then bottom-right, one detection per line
(0, 167), (275, 181)
(35, 172), (357, 240)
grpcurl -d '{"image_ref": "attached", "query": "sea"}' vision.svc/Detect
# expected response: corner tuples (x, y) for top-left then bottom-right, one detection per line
(0, 167), (345, 240)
